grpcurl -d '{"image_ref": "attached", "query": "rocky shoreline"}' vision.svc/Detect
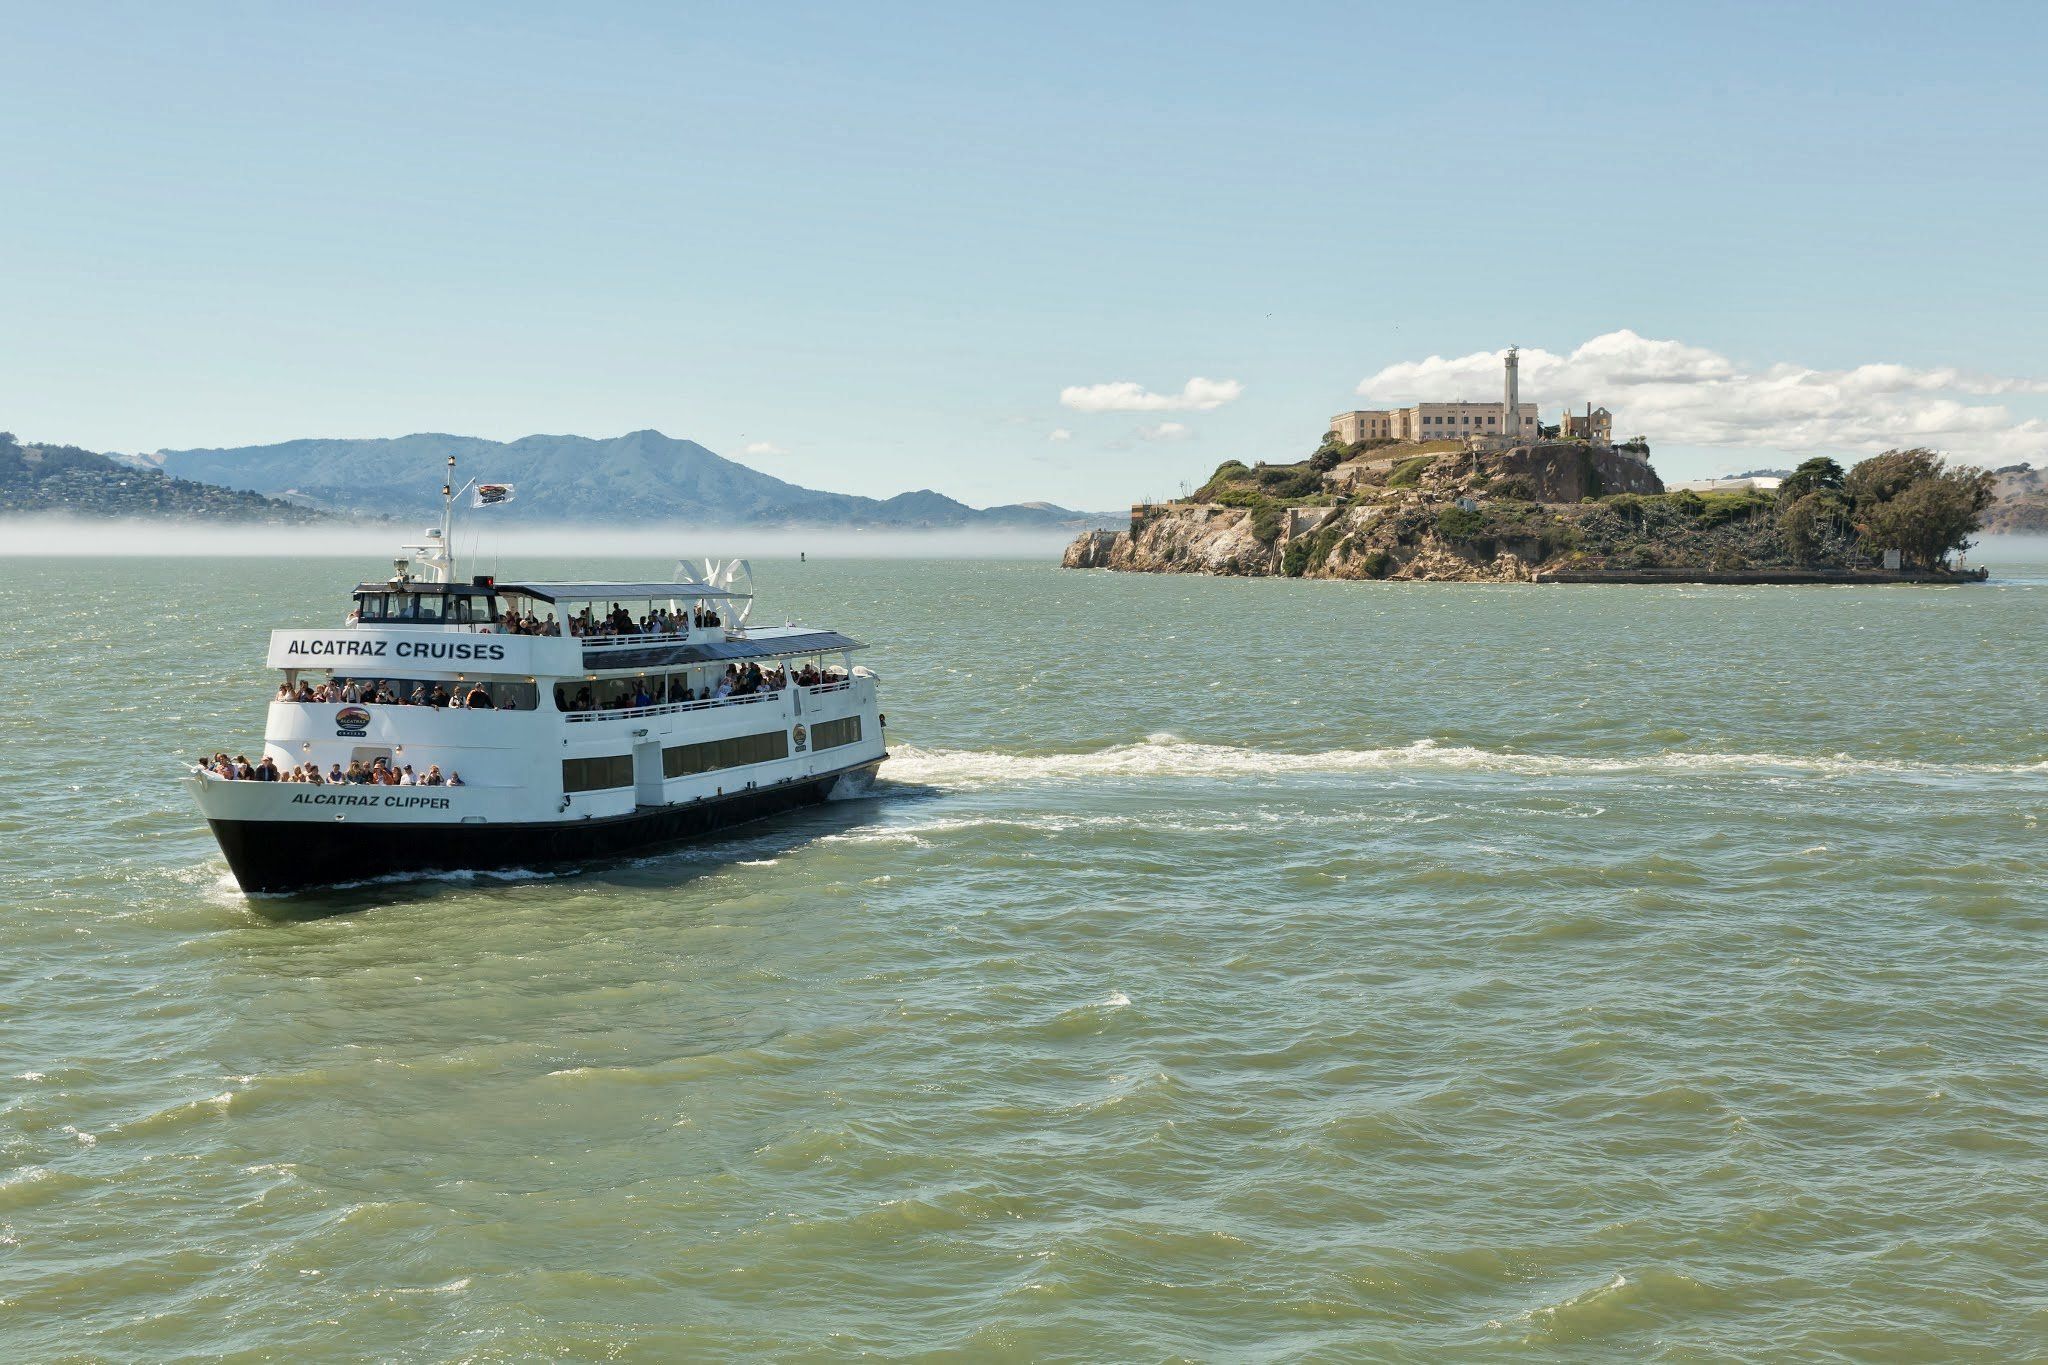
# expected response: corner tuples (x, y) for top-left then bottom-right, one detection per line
(1063, 441), (1997, 585)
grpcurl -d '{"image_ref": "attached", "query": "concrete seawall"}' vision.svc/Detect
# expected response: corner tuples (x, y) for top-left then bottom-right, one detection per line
(1531, 567), (1991, 585)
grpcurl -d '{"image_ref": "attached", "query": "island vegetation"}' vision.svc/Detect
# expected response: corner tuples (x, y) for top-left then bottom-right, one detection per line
(1066, 433), (2000, 583)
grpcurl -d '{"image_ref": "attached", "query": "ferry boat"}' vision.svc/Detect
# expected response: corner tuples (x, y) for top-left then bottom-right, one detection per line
(185, 463), (886, 893)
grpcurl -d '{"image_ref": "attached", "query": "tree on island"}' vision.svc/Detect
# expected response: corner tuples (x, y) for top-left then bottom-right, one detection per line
(1779, 456), (1846, 500)
(1844, 448), (1995, 568)
(1776, 449), (1992, 568)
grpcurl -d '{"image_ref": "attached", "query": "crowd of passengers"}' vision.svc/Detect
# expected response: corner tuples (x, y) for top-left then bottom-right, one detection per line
(277, 662), (843, 713)
(277, 679), (521, 709)
(200, 752), (464, 786)
(492, 603), (726, 638)
(570, 603), (722, 637)
(555, 661), (842, 713)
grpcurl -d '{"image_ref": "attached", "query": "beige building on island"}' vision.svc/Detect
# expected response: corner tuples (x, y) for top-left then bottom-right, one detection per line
(1331, 346), (1539, 445)
(1330, 399), (1541, 444)
(1330, 347), (1621, 451)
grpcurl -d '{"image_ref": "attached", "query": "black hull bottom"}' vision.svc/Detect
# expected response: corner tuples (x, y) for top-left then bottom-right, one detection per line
(209, 765), (875, 894)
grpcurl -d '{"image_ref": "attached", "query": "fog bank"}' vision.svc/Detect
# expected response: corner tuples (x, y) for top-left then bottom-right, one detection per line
(0, 517), (1081, 560)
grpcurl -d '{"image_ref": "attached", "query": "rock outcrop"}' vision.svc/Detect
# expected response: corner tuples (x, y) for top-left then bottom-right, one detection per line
(1064, 504), (1281, 576)
(1061, 440), (1991, 584)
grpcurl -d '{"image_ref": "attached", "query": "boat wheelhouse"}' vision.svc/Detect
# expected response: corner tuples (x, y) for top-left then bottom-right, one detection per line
(185, 472), (886, 893)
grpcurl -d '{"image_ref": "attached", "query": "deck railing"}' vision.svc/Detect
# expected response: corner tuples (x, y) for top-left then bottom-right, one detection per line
(578, 628), (704, 649)
(559, 678), (853, 724)
(561, 689), (781, 723)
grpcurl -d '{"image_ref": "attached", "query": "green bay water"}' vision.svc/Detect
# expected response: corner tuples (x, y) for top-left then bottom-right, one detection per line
(3, 550), (2045, 1359)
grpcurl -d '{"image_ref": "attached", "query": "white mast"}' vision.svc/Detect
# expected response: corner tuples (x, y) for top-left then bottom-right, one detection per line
(439, 454), (459, 584)
(402, 453), (468, 584)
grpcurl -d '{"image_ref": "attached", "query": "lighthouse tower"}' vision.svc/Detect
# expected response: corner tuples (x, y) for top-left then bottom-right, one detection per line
(1503, 346), (1520, 435)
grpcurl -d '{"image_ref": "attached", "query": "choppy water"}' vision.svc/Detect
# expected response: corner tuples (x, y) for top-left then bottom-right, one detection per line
(3, 548), (2045, 1359)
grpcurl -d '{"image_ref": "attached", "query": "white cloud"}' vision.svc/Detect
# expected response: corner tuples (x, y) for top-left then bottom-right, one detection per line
(1061, 376), (1243, 413)
(1048, 428), (1074, 443)
(740, 441), (788, 458)
(1137, 421), (1193, 441)
(1356, 330), (2048, 461)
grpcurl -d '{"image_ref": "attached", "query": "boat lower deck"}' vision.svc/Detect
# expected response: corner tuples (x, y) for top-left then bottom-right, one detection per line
(208, 759), (882, 893)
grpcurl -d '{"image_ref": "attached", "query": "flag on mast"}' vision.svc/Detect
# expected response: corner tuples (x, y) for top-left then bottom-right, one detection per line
(473, 482), (516, 508)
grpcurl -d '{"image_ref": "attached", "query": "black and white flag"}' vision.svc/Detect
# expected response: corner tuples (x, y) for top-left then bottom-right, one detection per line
(473, 482), (516, 508)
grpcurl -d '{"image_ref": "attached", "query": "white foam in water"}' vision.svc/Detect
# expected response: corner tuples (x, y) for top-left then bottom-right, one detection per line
(883, 737), (2043, 787)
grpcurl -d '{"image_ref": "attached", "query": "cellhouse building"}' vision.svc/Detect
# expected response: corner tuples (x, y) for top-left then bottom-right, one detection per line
(1328, 346), (1541, 444)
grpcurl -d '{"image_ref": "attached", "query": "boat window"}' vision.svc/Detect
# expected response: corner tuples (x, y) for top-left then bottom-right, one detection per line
(562, 755), (633, 792)
(662, 729), (789, 778)
(810, 716), (862, 751)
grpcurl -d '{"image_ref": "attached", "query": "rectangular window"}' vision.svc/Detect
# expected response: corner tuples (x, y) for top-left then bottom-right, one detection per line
(563, 754), (633, 792)
(811, 716), (862, 751)
(662, 728), (790, 779)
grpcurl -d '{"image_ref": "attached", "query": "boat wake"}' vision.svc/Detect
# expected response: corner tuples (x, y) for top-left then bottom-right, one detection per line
(882, 736), (2045, 787)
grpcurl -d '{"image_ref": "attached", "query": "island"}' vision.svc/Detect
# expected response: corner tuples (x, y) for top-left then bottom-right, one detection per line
(1064, 350), (1997, 584)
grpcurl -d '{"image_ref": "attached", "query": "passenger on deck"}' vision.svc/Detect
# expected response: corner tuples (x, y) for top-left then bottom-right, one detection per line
(328, 762), (346, 783)
(446, 771), (464, 787)
(423, 765), (445, 786)
(467, 685), (491, 708)
(256, 757), (280, 781)
(400, 765), (417, 786)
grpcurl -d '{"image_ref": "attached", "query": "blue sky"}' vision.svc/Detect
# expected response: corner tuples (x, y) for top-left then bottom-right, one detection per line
(4, 1), (2045, 507)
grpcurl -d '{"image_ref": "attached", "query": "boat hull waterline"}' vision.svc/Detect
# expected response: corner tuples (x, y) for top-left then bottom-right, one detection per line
(202, 761), (881, 894)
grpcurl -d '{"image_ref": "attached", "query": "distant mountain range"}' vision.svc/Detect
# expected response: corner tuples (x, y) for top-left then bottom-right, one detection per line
(138, 429), (1116, 530)
(1983, 463), (2046, 534)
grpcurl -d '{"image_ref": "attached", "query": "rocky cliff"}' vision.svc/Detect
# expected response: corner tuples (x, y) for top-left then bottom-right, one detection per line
(1067, 442), (1666, 581)
(1063, 440), (1992, 583)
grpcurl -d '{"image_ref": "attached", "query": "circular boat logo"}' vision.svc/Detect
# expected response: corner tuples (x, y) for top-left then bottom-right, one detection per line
(335, 705), (371, 737)
(792, 723), (808, 751)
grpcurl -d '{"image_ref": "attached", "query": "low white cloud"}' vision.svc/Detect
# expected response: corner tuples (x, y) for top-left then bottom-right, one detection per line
(1061, 376), (1243, 413)
(740, 441), (788, 458)
(1048, 428), (1074, 443)
(1357, 329), (2048, 461)
(1138, 421), (1193, 441)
